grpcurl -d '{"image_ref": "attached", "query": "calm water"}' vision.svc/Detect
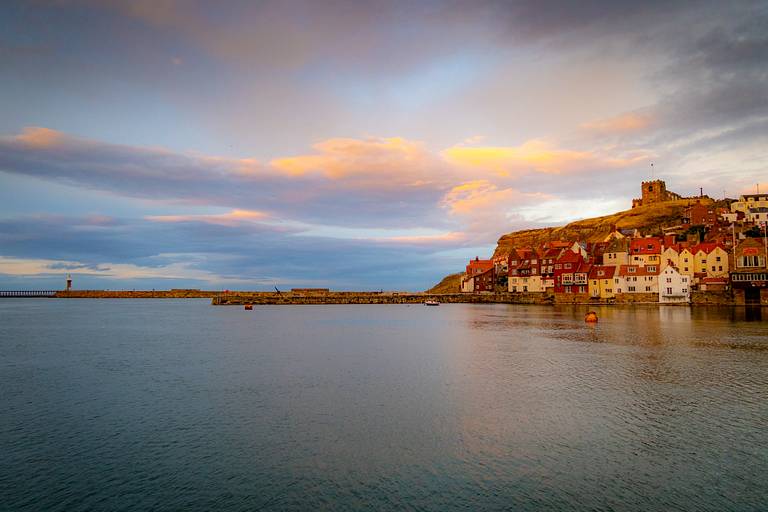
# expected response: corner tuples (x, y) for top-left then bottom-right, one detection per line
(1, 300), (767, 511)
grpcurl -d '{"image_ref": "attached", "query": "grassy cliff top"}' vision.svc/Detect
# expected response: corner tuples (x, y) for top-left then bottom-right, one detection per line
(493, 198), (713, 256)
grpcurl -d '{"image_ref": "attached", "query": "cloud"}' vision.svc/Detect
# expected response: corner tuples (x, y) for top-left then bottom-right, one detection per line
(581, 112), (654, 135)
(443, 139), (643, 177)
(146, 209), (267, 226)
(270, 137), (440, 185)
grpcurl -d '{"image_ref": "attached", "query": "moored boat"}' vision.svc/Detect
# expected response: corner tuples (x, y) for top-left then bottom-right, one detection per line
(424, 300), (440, 306)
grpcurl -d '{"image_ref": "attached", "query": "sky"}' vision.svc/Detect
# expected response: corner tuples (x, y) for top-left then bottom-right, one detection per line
(1, 0), (767, 291)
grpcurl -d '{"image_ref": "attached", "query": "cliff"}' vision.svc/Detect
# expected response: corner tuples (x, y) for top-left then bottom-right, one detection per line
(493, 199), (709, 257)
(427, 198), (716, 292)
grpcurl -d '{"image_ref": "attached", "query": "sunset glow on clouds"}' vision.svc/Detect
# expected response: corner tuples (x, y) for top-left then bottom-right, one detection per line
(1, 1), (767, 290)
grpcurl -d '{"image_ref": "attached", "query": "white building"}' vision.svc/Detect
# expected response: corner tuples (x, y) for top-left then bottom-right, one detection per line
(659, 265), (690, 304)
(731, 193), (768, 214)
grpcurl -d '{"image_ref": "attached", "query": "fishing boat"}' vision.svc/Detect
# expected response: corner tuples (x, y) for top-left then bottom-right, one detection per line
(244, 303), (253, 310)
(424, 300), (440, 306)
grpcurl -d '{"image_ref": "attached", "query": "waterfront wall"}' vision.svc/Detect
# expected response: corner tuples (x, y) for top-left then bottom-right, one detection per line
(692, 290), (733, 306)
(47, 289), (764, 306)
(212, 291), (553, 306)
(56, 290), (219, 298)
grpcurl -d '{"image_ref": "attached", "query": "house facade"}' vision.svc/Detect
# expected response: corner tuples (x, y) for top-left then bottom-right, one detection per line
(588, 265), (616, 299)
(616, 265), (660, 294)
(461, 257), (495, 293)
(730, 238), (768, 304)
(659, 265), (690, 303)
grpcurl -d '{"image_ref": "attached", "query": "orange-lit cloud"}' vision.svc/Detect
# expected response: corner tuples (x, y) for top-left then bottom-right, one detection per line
(442, 139), (641, 176)
(13, 127), (67, 148)
(270, 136), (442, 186)
(377, 232), (465, 245)
(581, 112), (653, 134)
(146, 209), (267, 226)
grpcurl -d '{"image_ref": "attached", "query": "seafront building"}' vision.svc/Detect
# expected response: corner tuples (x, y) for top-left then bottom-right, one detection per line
(659, 266), (690, 304)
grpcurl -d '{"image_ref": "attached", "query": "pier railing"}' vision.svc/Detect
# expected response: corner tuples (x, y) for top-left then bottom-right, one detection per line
(0, 290), (58, 297)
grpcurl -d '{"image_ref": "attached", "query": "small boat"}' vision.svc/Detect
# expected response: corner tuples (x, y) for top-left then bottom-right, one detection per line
(424, 300), (440, 306)
(244, 303), (253, 310)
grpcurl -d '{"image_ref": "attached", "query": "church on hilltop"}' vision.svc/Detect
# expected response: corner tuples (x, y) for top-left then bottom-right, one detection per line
(631, 180), (683, 208)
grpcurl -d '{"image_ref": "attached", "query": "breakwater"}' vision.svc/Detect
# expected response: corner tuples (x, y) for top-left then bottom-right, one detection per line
(211, 291), (553, 306)
(20, 289), (757, 306)
(55, 289), (219, 298)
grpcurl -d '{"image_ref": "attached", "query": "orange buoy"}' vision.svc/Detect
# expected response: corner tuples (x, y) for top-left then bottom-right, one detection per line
(584, 311), (598, 323)
(244, 303), (253, 310)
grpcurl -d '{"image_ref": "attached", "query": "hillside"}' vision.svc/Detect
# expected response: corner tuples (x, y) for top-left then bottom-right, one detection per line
(425, 272), (464, 294)
(493, 199), (712, 256)
(426, 198), (717, 292)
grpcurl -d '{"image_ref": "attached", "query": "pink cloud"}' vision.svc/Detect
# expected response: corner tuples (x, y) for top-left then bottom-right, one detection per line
(146, 209), (267, 226)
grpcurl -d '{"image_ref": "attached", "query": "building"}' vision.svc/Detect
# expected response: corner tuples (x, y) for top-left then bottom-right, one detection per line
(746, 207), (768, 223)
(629, 237), (663, 267)
(691, 243), (729, 279)
(683, 202), (717, 227)
(553, 251), (586, 294)
(508, 250), (545, 293)
(730, 238), (768, 304)
(461, 257), (495, 293)
(588, 265), (616, 299)
(603, 238), (629, 267)
(730, 193), (768, 215)
(632, 180), (683, 208)
(616, 264), (660, 294)
(659, 265), (690, 304)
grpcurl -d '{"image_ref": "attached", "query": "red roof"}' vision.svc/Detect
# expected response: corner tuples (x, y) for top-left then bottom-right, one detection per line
(589, 265), (616, 279)
(618, 264), (660, 277)
(691, 242), (726, 254)
(630, 237), (663, 255)
(466, 258), (494, 273)
(557, 250), (582, 264)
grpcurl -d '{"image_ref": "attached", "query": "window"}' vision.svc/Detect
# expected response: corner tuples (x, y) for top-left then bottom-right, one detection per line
(646, 286), (651, 292)
(666, 287), (672, 295)
(628, 267), (636, 273)
(628, 286), (636, 292)
(684, 267), (689, 272)
(666, 278), (672, 283)
(716, 256), (721, 262)
(564, 263), (572, 269)
(719, 266), (723, 271)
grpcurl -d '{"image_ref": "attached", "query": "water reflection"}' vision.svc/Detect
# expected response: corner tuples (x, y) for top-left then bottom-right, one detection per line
(2, 300), (767, 512)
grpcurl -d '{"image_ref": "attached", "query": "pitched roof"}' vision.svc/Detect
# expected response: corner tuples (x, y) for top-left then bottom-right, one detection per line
(630, 237), (663, 255)
(618, 265), (660, 277)
(691, 242), (727, 254)
(589, 265), (616, 279)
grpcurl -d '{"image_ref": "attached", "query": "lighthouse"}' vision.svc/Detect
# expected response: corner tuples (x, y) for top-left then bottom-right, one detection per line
(66, 273), (72, 292)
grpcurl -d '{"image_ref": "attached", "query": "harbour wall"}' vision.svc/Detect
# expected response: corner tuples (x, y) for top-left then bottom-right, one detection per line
(212, 292), (553, 306)
(56, 290), (219, 298)
(44, 289), (763, 306)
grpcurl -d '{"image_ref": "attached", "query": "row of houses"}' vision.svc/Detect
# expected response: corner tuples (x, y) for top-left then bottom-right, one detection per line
(462, 236), (766, 303)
